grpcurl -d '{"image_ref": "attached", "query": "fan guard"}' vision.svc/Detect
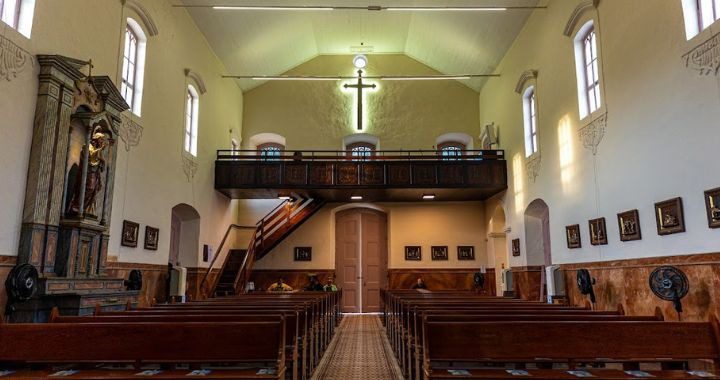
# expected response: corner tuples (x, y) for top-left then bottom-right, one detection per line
(649, 266), (689, 314)
(473, 272), (485, 288)
(5, 264), (39, 302)
(124, 269), (143, 291)
(576, 269), (596, 304)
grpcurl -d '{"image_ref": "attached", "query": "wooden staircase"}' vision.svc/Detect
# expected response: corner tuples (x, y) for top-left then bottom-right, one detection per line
(204, 196), (325, 297)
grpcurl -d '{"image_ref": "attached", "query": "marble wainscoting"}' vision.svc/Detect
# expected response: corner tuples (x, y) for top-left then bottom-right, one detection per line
(387, 268), (496, 295)
(104, 262), (169, 307)
(0, 255), (19, 314)
(249, 269), (336, 292)
(511, 266), (544, 301)
(561, 252), (720, 322)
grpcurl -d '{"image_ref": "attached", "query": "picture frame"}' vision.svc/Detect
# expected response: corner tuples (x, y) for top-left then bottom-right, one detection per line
(566, 224), (581, 249)
(404, 246), (421, 261)
(588, 217), (608, 246)
(457, 246), (475, 260)
(655, 197), (685, 235)
(294, 247), (312, 261)
(431, 246), (448, 261)
(144, 226), (159, 250)
(121, 220), (139, 248)
(511, 239), (521, 257)
(617, 209), (642, 241)
(704, 187), (720, 229)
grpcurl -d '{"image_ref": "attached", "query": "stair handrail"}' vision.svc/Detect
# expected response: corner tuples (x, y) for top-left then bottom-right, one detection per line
(233, 230), (258, 293)
(200, 223), (255, 298)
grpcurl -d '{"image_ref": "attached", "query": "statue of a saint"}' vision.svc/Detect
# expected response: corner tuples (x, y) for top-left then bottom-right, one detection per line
(68, 128), (109, 217)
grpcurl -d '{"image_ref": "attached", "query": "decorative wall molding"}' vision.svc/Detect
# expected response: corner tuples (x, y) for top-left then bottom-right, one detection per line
(488, 232), (507, 239)
(185, 69), (207, 94)
(563, 0), (599, 37)
(578, 111), (608, 155)
(0, 34), (32, 81)
(514, 70), (538, 94)
(119, 112), (143, 151)
(525, 153), (542, 183)
(181, 153), (198, 182)
(683, 31), (720, 76)
(122, 0), (159, 37)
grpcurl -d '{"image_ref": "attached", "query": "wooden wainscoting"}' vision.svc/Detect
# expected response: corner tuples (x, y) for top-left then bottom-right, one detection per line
(249, 269), (336, 292)
(512, 266), (544, 301)
(561, 252), (720, 322)
(0, 255), (18, 314)
(104, 262), (169, 307)
(387, 268), (496, 295)
(185, 267), (221, 300)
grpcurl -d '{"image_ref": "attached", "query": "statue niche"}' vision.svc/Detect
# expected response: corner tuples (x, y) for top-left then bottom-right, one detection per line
(66, 123), (112, 219)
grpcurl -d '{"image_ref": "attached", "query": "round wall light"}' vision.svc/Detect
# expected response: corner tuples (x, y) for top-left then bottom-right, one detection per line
(353, 54), (368, 69)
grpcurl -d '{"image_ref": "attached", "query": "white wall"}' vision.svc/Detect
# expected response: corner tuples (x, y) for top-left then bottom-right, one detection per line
(481, 0), (720, 266)
(0, 0), (243, 267)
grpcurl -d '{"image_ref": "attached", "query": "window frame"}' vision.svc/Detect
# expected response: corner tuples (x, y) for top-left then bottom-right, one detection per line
(522, 86), (539, 158)
(257, 142), (284, 161)
(0, 0), (21, 30)
(346, 141), (376, 160)
(184, 85), (200, 157)
(120, 18), (147, 116)
(697, 0), (720, 30)
(573, 20), (602, 120)
(438, 141), (466, 160)
(121, 25), (139, 112)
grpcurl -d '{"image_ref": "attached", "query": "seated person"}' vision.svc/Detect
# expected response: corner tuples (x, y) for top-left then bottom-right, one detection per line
(324, 277), (338, 292)
(267, 278), (293, 292)
(412, 277), (427, 290)
(304, 275), (324, 291)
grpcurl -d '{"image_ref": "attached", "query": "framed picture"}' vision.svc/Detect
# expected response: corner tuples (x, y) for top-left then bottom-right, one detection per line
(405, 246), (421, 261)
(144, 226), (159, 250)
(566, 224), (581, 249)
(655, 197), (685, 235)
(511, 239), (521, 257)
(294, 247), (312, 261)
(617, 209), (642, 241)
(121, 220), (139, 248)
(589, 217), (608, 246)
(704, 187), (720, 229)
(457, 246), (475, 260)
(431, 246), (448, 261)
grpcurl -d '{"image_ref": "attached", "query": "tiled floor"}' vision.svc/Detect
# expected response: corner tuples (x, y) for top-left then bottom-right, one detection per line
(312, 314), (403, 380)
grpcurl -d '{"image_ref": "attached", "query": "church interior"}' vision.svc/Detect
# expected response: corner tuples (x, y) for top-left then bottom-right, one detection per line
(1, 0), (720, 378)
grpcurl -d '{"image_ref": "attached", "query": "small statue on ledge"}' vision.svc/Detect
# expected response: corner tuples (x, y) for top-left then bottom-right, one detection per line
(67, 127), (110, 218)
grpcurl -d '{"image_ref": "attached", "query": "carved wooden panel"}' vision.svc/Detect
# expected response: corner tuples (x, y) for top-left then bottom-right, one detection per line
(438, 164), (465, 185)
(283, 163), (307, 185)
(387, 164), (411, 185)
(309, 163), (334, 185)
(490, 162), (507, 186)
(336, 163), (359, 186)
(361, 163), (385, 185)
(412, 164), (437, 185)
(76, 239), (91, 276)
(229, 165), (256, 187)
(258, 164), (281, 186)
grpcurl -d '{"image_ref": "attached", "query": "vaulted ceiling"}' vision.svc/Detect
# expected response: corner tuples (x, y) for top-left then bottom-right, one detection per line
(179, 0), (540, 91)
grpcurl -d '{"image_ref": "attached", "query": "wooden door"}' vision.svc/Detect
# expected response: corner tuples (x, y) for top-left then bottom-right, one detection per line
(335, 211), (361, 313)
(361, 210), (387, 312)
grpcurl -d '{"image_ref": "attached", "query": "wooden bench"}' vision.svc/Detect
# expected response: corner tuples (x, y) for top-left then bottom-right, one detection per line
(422, 320), (720, 380)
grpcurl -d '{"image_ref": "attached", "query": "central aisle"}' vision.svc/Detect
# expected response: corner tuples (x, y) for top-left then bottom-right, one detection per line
(313, 314), (403, 380)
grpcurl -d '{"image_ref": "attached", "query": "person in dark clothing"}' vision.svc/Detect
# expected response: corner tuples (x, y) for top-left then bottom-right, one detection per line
(412, 277), (427, 290)
(305, 275), (324, 291)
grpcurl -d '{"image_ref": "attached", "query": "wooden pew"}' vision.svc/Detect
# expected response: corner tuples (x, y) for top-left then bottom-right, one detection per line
(422, 320), (720, 379)
(0, 321), (286, 379)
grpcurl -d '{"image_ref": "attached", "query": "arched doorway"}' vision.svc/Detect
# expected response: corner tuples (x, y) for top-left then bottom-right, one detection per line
(169, 204), (201, 267)
(487, 205), (508, 296)
(524, 199), (551, 300)
(335, 208), (388, 313)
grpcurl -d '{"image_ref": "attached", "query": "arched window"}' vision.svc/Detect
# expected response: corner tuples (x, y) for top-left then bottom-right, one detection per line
(121, 18), (147, 115)
(184, 85), (199, 157)
(573, 21), (602, 119)
(346, 142), (375, 160)
(523, 86), (539, 157)
(0, 0), (35, 37)
(257, 142), (283, 161)
(438, 141), (466, 160)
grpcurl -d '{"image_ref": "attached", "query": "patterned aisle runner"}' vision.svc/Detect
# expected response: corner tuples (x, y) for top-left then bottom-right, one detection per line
(312, 314), (404, 380)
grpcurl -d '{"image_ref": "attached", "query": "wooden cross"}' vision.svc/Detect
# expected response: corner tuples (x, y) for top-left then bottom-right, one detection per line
(344, 69), (376, 130)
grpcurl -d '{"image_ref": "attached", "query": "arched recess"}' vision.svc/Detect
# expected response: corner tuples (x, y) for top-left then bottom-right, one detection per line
(435, 132), (474, 150)
(342, 133), (380, 150)
(248, 133), (286, 150)
(524, 199), (551, 267)
(185, 69), (207, 95)
(122, 0), (159, 37)
(169, 203), (200, 268)
(335, 207), (388, 313)
(487, 204), (508, 296)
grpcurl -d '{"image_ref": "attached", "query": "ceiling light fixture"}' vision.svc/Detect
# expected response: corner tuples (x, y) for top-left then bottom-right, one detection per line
(353, 55), (368, 69)
(223, 74), (499, 81)
(212, 6), (333, 11)
(278, 195), (292, 200)
(385, 7), (507, 11)
(178, 4), (547, 12)
(422, 194), (436, 200)
(351, 195), (363, 200)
